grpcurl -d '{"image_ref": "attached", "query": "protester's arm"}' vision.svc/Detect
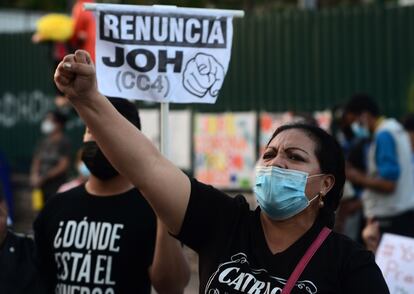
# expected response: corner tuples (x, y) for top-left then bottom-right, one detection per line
(346, 165), (396, 193)
(44, 157), (70, 179)
(346, 131), (398, 194)
(30, 156), (41, 187)
(362, 218), (380, 253)
(43, 139), (71, 182)
(346, 131), (400, 194)
(31, 155), (70, 187)
(54, 50), (191, 234)
(43, 156), (70, 182)
(149, 220), (190, 294)
(369, 131), (399, 193)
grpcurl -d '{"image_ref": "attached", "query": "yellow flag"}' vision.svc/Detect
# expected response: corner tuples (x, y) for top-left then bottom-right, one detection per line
(36, 14), (74, 42)
(32, 188), (44, 211)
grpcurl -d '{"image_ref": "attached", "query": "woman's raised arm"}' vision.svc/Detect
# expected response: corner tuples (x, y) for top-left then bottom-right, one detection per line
(54, 50), (191, 234)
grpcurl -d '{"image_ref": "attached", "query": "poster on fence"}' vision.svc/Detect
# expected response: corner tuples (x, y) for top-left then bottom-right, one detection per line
(140, 109), (191, 170)
(94, 4), (234, 104)
(194, 112), (256, 189)
(259, 112), (301, 155)
(375, 233), (414, 293)
(313, 110), (332, 132)
(258, 111), (332, 155)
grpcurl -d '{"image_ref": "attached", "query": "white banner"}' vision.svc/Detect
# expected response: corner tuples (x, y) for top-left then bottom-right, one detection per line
(95, 4), (234, 104)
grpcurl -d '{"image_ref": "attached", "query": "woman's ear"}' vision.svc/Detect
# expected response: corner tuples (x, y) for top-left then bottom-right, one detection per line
(320, 174), (335, 196)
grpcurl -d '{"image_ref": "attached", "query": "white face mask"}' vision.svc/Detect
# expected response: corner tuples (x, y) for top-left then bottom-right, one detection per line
(41, 120), (56, 135)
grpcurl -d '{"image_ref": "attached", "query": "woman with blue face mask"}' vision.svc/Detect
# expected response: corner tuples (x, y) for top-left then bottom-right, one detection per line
(55, 50), (389, 293)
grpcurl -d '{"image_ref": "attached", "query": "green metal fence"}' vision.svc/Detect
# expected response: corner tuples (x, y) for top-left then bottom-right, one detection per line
(207, 5), (414, 114)
(0, 32), (84, 171)
(1, 5), (414, 170)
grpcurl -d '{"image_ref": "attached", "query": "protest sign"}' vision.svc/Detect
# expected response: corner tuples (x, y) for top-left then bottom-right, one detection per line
(94, 4), (235, 104)
(376, 233), (414, 293)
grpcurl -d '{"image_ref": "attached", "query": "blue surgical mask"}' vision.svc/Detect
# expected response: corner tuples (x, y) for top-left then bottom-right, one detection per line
(351, 122), (370, 139)
(78, 162), (91, 178)
(253, 166), (323, 220)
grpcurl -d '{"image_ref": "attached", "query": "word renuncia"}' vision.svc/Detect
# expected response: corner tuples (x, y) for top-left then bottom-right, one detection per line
(54, 219), (124, 252)
(100, 12), (227, 48)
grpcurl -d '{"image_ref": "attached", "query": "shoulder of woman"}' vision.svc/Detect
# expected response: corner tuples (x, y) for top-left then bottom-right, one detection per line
(190, 178), (250, 204)
(328, 232), (378, 271)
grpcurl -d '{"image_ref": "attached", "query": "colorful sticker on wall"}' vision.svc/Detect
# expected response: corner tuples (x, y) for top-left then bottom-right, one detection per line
(194, 112), (256, 189)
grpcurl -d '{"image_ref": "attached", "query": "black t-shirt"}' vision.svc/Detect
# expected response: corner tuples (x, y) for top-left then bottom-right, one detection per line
(0, 232), (45, 294)
(176, 179), (389, 293)
(33, 184), (156, 294)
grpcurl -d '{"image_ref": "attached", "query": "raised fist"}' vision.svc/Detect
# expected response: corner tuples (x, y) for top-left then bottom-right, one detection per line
(54, 50), (97, 101)
(182, 53), (225, 98)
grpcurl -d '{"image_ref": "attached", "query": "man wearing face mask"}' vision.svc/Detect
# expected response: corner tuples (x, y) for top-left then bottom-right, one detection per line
(30, 111), (71, 203)
(33, 97), (190, 294)
(333, 107), (370, 243)
(345, 94), (414, 239)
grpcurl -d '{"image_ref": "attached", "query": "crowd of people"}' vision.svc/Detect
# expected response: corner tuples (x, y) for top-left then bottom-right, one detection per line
(4, 59), (414, 293)
(41, 49), (394, 293)
(6, 54), (414, 293)
(333, 94), (414, 253)
(2, 98), (192, 293)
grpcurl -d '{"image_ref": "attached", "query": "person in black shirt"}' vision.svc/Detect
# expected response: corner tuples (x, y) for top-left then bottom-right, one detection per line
(54, 50), (389, 293)
(0, 198), (45, 294)
(34, 97), (190, 293)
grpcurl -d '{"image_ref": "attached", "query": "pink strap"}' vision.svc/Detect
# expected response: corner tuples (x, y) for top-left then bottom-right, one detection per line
(281, 227), (331, 294)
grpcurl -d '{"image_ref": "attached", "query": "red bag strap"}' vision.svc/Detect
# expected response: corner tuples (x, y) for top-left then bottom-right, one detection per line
(281, 227), (332, 294)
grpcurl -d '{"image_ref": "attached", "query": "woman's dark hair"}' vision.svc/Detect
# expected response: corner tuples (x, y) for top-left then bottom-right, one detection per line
(267, 123), (346, 228)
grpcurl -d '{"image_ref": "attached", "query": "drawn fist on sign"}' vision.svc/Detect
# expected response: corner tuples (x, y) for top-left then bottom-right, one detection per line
(183, 53), (225, 98)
